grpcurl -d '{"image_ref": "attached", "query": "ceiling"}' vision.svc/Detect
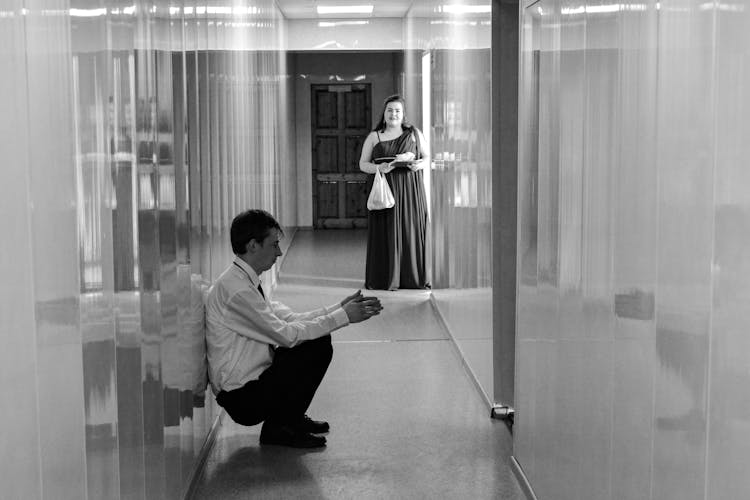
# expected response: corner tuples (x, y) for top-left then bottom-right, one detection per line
(275, 0), (416, 19)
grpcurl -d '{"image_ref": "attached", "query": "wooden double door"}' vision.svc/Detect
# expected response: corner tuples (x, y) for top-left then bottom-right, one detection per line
(311, 84), (372, 228)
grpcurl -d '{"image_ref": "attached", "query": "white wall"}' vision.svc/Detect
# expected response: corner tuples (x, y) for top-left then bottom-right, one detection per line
(516, 1), (750, 499)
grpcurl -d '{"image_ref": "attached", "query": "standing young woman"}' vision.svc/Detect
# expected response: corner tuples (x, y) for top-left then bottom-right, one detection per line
(359, 94), (431, 290)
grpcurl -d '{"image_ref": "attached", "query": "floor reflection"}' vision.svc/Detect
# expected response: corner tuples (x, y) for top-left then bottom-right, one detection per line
(198, 438), (325, 499)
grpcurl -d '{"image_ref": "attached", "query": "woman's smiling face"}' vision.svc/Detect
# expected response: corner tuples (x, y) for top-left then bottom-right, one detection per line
(384, 101), (404, 128)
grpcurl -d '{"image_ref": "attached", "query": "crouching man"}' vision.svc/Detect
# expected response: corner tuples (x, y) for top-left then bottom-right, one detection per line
(206, 209), (382, 448)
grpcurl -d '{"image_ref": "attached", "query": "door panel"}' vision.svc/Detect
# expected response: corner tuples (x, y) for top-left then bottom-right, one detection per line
(345, 181), (369, 218)
(315, 136), (338, 174)
(345, 135), (366, 173)
(344, 90), (368, 128)
(311, 84), (372, 228)
(317, 181), (338, 218)
(314, 92), (338, 128)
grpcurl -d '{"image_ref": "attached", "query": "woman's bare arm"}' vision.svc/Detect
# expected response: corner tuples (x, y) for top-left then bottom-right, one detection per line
(408, 128), (430, 171)
(359, 132), (380, 174)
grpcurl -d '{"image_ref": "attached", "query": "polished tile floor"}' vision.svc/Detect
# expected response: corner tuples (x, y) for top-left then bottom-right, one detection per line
(279, 228), (368, 288)
(191, 230), (522, 499)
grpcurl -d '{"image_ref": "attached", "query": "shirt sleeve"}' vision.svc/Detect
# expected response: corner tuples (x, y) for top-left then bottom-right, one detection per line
(270, 300), (344, 322)
(225, 288), (349, 348)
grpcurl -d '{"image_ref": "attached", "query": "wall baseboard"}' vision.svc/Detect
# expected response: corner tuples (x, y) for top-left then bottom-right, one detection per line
(183, 410), (226, 500)
(511, 456), (538, 500)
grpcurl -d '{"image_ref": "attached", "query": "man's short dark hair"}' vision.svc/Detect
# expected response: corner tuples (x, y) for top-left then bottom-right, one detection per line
(230, 209), (283, 255)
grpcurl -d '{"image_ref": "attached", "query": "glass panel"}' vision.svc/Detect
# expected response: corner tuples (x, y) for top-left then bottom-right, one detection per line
(515, 1), (750, 499)
(0, 1), (294, 498)
(0, 1), (43, 497)
(708, 3), (750, 499)
(405, 1), (493, 401)
(70, 1), (120, 496)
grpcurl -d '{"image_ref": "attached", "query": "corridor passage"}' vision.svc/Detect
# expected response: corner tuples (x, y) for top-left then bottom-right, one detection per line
(190, 230), (521, 499)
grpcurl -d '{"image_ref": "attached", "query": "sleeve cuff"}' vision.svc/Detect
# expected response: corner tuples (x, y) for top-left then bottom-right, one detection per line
(331, 307), (350, 328)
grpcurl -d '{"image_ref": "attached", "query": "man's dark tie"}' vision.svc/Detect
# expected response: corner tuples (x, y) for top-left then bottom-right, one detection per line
(257, 283), (273, 353)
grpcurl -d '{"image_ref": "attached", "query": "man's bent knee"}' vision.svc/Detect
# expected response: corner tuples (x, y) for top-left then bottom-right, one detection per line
(287, 334), (332, 357)
(310, 335), (333, 365)
(224, 407), (265, 427)
(217, 387), (266, 427)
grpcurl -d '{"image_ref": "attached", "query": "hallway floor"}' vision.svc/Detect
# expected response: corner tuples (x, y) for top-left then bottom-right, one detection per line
(190, 230), (521, 499)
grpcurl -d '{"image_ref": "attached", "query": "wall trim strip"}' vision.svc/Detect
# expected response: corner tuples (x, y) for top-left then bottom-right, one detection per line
(511, 456), (539, 500)
(183, 410), (226, 500)
(428, 294), (493, 412)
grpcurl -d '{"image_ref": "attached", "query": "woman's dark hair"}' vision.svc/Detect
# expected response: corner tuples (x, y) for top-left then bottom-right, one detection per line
(230, 209), (283, 255)
(373, 94), (416, 134)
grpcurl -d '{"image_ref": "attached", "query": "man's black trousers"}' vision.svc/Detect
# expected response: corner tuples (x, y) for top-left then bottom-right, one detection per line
(216, 335), (333, 426)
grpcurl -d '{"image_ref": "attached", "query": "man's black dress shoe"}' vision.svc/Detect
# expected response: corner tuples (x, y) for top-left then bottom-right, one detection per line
(297, 415), (330, 434)
(259, 422), (326, 448)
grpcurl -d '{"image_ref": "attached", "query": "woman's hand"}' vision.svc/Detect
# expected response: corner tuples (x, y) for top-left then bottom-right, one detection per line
(380, 162), (396, 174)
(408, 158), (426, 171)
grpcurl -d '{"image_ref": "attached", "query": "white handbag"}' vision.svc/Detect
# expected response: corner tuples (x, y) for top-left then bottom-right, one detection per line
(367, 167), (395, 210)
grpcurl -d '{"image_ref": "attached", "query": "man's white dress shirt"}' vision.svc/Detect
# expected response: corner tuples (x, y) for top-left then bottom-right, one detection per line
(205, 257), (349, 393)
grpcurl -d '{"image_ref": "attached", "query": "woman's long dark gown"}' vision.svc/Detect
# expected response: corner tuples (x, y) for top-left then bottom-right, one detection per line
(365, 129), (431, 290)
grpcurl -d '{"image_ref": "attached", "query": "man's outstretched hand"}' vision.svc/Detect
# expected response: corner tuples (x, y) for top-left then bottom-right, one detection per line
(341, 290), (364, 308)
(341, 291), (383, 323)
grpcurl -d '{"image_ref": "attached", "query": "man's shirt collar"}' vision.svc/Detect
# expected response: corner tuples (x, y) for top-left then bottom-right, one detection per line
(233, 256), (261, 285)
